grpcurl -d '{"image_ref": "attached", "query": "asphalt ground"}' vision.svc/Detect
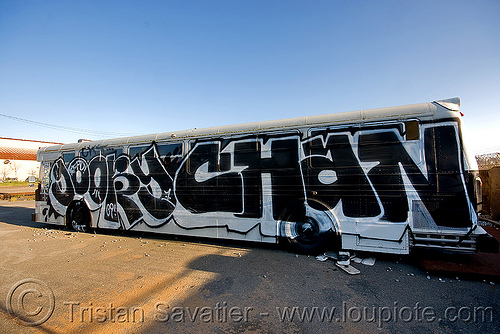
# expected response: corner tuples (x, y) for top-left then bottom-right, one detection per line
(0, 200), (499, 333)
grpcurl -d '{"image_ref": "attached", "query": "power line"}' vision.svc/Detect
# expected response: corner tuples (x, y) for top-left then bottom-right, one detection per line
(0, 113), (133, 137)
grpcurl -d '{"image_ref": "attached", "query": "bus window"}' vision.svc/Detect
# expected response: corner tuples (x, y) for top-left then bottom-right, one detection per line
(62, 152), (75, 163)
(158, 143), (183, 175)
(234, 139), (260, 170)
(220, 152), (231, 171)
(102, 147), (122, 157)
(80, 147), (122, 160)
(405, 121), (420, 141)
(157, 143), (182, 157)
(129, 145), (149, 158)
(187, 141), (219, 175)
(306, 134), (357, 170)
(267, 138), (299, 170)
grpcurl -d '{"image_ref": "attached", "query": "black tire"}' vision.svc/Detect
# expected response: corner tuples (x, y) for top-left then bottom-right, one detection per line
(67, 201), (91, 232)
(280, 204), (335, 255)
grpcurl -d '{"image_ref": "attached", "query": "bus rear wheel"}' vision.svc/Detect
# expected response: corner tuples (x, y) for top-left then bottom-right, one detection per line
(67, 201), (91, 233)
(280, 204), (335, 255)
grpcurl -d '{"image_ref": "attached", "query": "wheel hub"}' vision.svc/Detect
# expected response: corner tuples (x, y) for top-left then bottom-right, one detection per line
(301, 222), (314, 235)
(298, 218), (319, 239)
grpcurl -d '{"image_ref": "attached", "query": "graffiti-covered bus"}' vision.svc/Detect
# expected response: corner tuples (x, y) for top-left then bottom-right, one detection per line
(33, 98), (498, 254)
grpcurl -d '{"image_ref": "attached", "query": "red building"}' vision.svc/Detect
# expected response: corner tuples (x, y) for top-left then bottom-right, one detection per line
(0, 138), (61, 181)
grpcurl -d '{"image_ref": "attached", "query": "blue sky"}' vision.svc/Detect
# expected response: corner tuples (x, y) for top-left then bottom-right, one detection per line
(0, 1), (499, 154)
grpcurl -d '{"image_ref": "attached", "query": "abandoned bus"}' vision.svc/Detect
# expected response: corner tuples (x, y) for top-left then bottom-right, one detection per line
(33, 98), (498, 254)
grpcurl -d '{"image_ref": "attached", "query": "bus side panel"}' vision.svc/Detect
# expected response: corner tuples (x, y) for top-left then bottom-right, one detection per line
(35, 118), (477, 253)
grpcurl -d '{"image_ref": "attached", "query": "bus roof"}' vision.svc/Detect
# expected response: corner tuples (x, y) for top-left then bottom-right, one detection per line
(38, 98), (461, 154)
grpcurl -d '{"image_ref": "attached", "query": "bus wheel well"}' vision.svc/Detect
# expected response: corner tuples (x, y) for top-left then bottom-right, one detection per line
(66, 200), (92, 233)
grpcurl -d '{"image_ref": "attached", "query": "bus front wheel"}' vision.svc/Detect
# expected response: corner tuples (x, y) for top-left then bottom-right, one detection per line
(67, 201), (91, 233)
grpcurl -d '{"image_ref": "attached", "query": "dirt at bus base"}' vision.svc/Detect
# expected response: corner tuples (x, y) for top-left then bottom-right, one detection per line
(0, 200), (499, 334)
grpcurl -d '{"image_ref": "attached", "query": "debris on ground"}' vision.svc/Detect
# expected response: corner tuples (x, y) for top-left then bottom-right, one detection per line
(315, 254), (328, 262)
(315, 251), (374, 275)
(361, 257), (376, 266)
(336, 262), (361, 275)
(316, 250), (377, 275)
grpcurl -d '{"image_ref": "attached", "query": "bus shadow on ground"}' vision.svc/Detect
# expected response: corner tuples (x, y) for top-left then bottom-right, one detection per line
(0, 200), (282, 255)
(0, 204), (39, 228)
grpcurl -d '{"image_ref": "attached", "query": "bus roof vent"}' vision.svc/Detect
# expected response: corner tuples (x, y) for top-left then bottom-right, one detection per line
(433, 97), (461, 111)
